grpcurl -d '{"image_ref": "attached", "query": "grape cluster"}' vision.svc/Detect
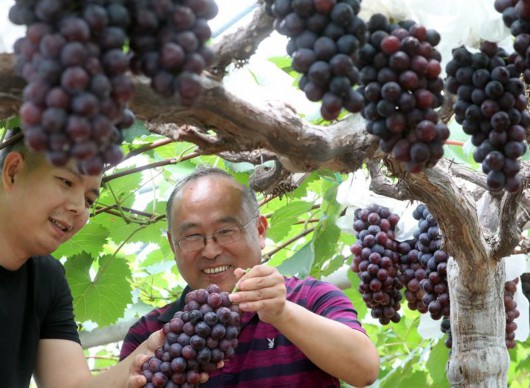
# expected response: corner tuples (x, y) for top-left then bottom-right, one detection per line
(9, 0), (136, 174)
(444, 42), (529, 193)
(440, 317), (452, 349)
(264, 0), (367, 121)
(127, 0), (217, 105)
(350, 204), (404, 325)
(442, 279), (521, 350)
(141, 284), (241, 387)
(494, 0), (530, 83)
(358, 13), (449, 173)
(504, 278), (520, 349)
(410, 204), (450, 320)
(398, 238), (429, 314)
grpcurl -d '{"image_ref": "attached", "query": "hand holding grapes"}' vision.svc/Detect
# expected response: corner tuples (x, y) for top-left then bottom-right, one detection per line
(230, 264), (287, 324)
(127, 354), (151, 388)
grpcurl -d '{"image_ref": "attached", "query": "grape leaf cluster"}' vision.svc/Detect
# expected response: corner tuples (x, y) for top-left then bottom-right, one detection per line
(445, 42), (529, 192)
(264, 0), (367, 121)
(358, 13), (449, 173)
(141, 284), (241, 387)
(350, 204), (404, 324)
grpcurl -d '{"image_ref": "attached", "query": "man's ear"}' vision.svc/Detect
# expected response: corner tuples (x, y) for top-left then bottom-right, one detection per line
(257, 215), (268, 249)
(167, 230), (177, 254)
(2, 152), (24, 191)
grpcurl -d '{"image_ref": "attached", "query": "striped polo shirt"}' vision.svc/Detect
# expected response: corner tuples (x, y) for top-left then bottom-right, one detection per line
(120, 276), (366, 387)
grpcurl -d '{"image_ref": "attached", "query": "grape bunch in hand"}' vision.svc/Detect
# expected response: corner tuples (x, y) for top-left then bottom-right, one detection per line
(141, 284), (241, 387)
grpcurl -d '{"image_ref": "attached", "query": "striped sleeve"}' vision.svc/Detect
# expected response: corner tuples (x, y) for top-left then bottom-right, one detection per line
(119, 306), (168, 360)
(298, 277), (366, 334)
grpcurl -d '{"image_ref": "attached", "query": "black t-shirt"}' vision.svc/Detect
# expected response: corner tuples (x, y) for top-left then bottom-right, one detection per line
(0, 255), (80, 388)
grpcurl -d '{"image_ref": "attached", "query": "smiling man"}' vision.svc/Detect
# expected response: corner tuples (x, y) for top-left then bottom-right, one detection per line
(120, 167), (380, 387)
(0, 129), (163, 388)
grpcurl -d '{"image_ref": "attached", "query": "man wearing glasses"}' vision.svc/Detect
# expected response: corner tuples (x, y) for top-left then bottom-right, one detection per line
(120, 167), (379, 387)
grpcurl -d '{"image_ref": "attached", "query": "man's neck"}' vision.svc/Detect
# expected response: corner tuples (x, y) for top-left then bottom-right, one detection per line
(0, 231), (28, 271)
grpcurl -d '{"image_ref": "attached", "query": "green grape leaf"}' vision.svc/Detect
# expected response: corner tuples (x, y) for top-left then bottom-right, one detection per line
(65, 253), (132, 326)
(313, 221), (341, 268)
(99, 172), (143, 209)
(122, 120), (150, 142)
(127, 221), (167, 245)
(427, 339), (450, 386)
(267, 200), (315, 242)
(277, 241), (314, 278)
(53, 223), (109, 259)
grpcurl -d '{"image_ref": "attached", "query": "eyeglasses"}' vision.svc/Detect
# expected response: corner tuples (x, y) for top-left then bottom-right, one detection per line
(173, 216), (258, 252)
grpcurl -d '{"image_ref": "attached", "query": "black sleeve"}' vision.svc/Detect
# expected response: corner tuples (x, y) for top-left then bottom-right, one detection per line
(39, 257), (80, 344)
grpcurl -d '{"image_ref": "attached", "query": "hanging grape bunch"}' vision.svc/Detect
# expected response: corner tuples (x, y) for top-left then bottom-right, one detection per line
(444, 42), (529, 193)
(9, 0), (136, 175)
(263, 0), (367, 121)
(357, 14), (449, 173)
(440, 317), (452, 349)
(397, 237), (429, 314)
(141, 284), (241, 387)
(127, 0), (218, 105)
(350, 204), (404, 325)
(504, 278), (520, 349)
(441, 279), (521, 350)
(494, 0), (530, 83)
(410, 204), (450, 321)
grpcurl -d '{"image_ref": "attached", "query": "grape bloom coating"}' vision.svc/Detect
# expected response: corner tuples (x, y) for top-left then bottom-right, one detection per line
(141, 284), (241, 388)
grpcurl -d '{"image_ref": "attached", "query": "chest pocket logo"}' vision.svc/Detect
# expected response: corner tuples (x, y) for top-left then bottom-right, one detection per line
(267, 337), (275, 349)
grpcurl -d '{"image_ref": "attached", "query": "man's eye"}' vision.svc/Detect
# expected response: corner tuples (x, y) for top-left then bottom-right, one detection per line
(59, 177), (73, 187)
(217, 228), (237, 236)
(185, 234), (203, 240)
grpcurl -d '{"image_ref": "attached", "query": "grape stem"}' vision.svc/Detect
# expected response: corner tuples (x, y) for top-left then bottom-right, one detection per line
(232, 268), (251, 293)
(445, 140), (464, 147)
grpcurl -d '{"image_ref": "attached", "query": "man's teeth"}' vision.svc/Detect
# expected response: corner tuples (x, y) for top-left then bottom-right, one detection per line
(203, 265), (229, 274)
(50, 218), (67, 231)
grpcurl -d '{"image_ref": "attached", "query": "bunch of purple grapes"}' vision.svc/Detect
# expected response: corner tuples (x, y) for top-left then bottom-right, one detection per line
(504, 278), (520, 349)
(411, 204), (450, 320)
(440, 317), (452, 349)
(264, 0), (367, 121)
(350, 204), (404, 325)
(357, 13), (449, 173)
(9, 0), (136, 174)
(127, 0), (217, 105)
(397, 238), (429, 314)
(444, 42), (529, 192)
(441, 279), (521, 350)
(494, 0), (530, 83)
(141, 284), (240, 387)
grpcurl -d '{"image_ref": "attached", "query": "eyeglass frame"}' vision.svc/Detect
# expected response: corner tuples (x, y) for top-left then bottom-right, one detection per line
(172, 214), (259, 252)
